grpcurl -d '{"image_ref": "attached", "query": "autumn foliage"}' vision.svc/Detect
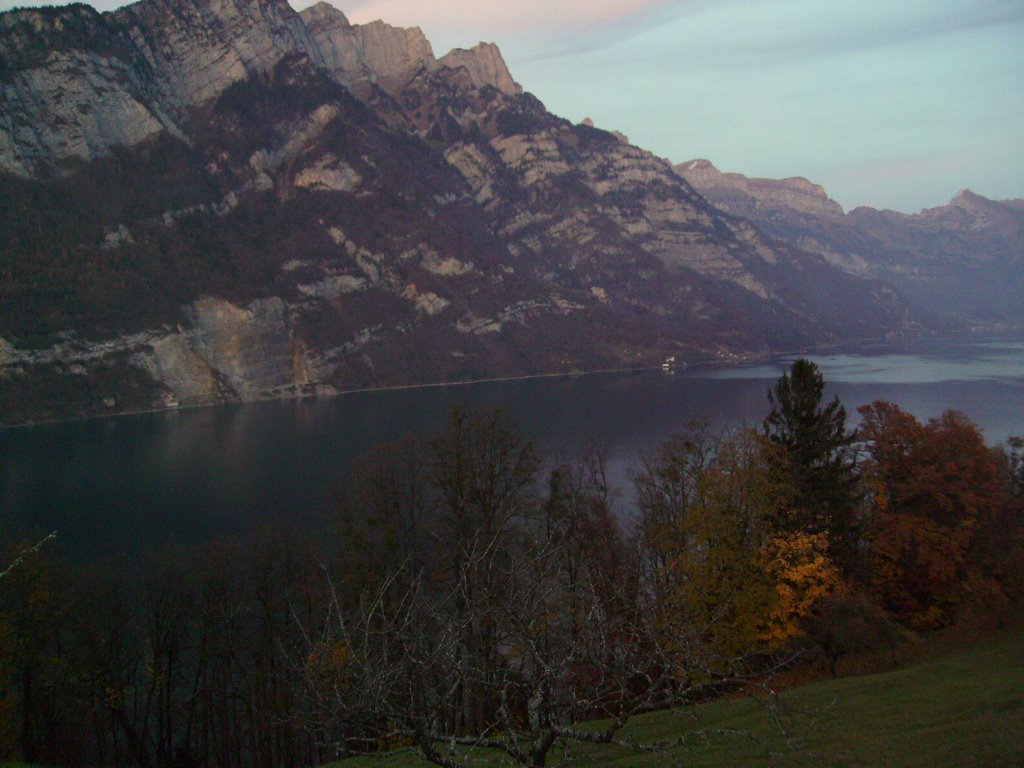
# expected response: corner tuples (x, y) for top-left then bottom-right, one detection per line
(858, 401), (1019, 628)
(755, 532), (840, 645)
(641, 361), (1023, 673)
(0, 369), (1021, 767)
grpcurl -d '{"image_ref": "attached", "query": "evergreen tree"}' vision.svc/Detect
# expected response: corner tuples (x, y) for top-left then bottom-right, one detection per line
(763, 359), (861, 572)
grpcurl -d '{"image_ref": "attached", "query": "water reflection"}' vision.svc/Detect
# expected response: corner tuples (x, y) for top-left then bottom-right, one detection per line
(703, 339), (1024, 385)
(1, 337), (1021, 560)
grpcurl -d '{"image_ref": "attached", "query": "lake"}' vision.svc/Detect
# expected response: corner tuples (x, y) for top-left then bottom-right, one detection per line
(1, 336), (1021, 561)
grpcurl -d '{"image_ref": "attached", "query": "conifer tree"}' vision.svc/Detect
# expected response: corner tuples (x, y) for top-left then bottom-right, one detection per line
(763, 359), (860, 572)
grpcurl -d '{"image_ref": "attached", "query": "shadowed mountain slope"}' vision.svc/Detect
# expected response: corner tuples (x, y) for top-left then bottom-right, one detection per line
(1, 0), (917, 424)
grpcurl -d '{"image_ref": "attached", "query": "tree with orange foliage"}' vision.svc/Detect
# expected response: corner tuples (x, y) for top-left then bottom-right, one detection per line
(857, 402), (1007, 628)
(756, 532), (840, 646)
(977, 438), (1024, 618)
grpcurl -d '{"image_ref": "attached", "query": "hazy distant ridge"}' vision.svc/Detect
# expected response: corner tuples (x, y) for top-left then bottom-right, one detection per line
(676, 159), (1024, 322)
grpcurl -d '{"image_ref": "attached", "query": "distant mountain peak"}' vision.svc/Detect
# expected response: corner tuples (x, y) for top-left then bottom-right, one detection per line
(438, 42), (521, 96)
(579, 117), (629, 144)
(949, 188), (988, 209)
(675, 159), (844, 218)
(299, 2), (350, 29)
(680, 159), (716, 172)
(302, 7), (436, 97)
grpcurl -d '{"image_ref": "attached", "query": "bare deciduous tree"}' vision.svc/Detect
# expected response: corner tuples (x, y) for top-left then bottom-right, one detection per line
(300, 412), (791, 767)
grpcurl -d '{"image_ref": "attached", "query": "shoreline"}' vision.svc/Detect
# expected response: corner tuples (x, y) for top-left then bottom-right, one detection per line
(0, 361), (677, 432)
(2, 329), (1021, 432)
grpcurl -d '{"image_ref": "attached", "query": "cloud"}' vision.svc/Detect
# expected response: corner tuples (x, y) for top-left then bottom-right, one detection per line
(745, 2), (1023, 61)
(842, 152), (970, 184)
(0, 0), (122, 9)
(334, 0), (678, 33)
(4, 0), (679, 25)
(291, 0), (685, 56)
(292, 0), (1024, 70)
(821, 150), (981, 211)
(2, 0), (687, 54)
(658, 0), (1024, 74)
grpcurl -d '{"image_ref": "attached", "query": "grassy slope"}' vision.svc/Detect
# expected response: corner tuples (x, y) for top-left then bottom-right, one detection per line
(2, 626), (1018, 768)
(330, 624), (1024, 767)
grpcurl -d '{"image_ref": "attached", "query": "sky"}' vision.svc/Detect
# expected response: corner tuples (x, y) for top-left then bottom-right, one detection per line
(2, 0), (1022, 213)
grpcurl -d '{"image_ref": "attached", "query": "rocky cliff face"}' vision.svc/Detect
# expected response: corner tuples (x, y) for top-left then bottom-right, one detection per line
(676, 159), (844, 218)
(438, 43), (522, 96)
(300, 2), (435, 97)
(677, 160), (1024, 322)
(0, 5), (172, 175)
(114, 0), (321, 108)
(0, 0), (916, 425)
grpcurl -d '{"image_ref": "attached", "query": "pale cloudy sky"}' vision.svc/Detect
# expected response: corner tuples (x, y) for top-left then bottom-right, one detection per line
(2, 0), (1022, 213)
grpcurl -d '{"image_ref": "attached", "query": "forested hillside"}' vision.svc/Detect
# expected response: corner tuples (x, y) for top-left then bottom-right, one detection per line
(1, 362), (1020, 766)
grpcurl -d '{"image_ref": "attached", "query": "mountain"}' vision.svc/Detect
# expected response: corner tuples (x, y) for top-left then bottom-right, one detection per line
(0, 0), (915, 425)
(675, 160), (1024, 323)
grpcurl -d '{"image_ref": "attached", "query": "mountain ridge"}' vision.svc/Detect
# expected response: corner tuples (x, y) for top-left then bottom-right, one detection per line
(676, 158), (1024, 321)
(0, 0), (936, 425)
(675, 159), (844, 218)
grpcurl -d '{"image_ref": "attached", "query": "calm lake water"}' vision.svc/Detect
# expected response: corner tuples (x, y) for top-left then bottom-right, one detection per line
(1, 336), (1021, 561)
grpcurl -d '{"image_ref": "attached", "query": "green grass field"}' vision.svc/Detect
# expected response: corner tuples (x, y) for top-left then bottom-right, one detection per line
(3, 626), (1019, 768)
(330, 624), (1024, 768)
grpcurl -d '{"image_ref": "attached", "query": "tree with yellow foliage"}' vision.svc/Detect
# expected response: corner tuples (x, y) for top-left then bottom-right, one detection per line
(755, 532), (840, 645)
(646, 430), (839, 665)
